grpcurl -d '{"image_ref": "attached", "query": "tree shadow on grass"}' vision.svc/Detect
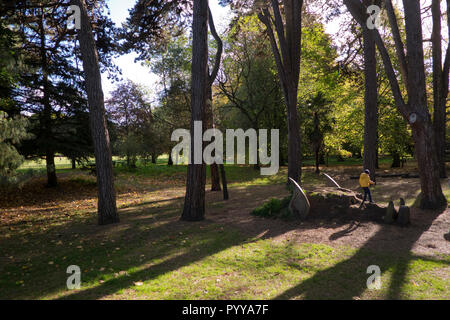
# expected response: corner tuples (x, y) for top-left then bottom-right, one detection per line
(329, 221), (361, 241)
(55, 185), (304, 300)
(56, 226), (301, 299)
(1, 180), (447, 300)
(274, 207), (447, 300)
(0, 184), (300, 299)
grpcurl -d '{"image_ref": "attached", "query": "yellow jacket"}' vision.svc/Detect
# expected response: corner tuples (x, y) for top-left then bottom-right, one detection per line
(359, 173), (375, 188)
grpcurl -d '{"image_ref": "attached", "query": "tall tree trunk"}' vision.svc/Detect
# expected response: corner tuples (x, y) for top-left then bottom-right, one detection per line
(72, 0), (118, 225)
(258, 0), (303, 184)
(319, 152), (325, 165)
(181, 0), (209, 221)
(314, 147), (320, 174)
(207, 6), (224, 193)
(206, 85), (221, 191)
(362, 27), (378, 181)
(72, 158), (76, 169)
(413, 122), (447, 208)
(45, 151), (57, 187)
(286, 87), (302, 183)
(431, 0), (448, 178)
(219, 164), (229, 200)
(210, 163), (221, 191)
(403, 0), (446, 208)
(391, 151), (401, 168)
(168, 153), (173, 166)
(375, 129), (379, 169)
(38, 8), (57, 187)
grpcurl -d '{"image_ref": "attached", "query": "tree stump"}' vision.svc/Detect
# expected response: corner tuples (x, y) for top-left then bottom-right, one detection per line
(397, 206), (410, 226)
(384, 201), (396, 224)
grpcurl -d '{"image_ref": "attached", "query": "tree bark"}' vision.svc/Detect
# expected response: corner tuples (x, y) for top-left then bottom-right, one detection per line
(72, 158), (76, 169)
(391, 152), (400, 168)
(206, 86), (221, 191)
(72, 0), (119, 225)
(286, 86), (302, 183)
(413, 121), (447, 208)
(219, 164), (229, 200)
(181, 0), (209, 221)
(402, 0), (446, 208)
(431, 0), (448, 178)
(362, 26), (378, 181)
(210, 163), (221, 191)
(207, 7), (223, 193)
(45, 151), (57, 187)
(315, 148), (320, 174)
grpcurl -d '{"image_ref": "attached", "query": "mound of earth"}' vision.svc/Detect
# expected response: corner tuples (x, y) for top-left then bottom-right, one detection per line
(306, 187), (386, 223)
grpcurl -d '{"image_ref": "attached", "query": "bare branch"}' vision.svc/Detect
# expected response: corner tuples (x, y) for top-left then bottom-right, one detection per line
(384, 0), (408, 85)
(208, 6), (223, 85)
(344, 0), (408, 118)
(258, 9), (288, 93)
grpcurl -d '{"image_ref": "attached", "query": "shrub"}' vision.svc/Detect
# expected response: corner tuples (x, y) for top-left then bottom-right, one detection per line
(0, 169), (36, 191)
(251, 196), (292, 219)
(336, 149), (352, 162)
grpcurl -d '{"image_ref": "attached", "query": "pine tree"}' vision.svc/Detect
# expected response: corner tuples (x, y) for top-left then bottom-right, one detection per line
(0, 111), (29, 177)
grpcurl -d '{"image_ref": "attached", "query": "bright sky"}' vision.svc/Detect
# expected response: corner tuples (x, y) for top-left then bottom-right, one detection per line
(101, 1), (448, 99)
(102, 0), (232, 99)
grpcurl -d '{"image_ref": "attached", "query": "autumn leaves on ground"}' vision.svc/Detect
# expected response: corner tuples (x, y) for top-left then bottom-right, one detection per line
(0, 158), (448, 300)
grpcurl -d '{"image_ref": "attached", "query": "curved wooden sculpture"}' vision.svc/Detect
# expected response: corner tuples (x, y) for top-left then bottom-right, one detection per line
(288, 178), (310, 219)
(323, 173), (353, 193)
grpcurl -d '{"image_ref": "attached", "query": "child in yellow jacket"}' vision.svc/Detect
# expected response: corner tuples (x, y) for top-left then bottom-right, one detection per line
(360, 169), (375, 203)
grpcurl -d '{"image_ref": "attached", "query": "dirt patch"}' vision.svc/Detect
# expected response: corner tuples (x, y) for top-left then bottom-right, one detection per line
(1, 169), (448, 259)
(204, 183), (450, 257)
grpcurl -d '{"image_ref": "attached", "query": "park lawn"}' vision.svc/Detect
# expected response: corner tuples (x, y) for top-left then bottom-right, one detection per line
(0, 205), (448, 300)
(1, 158), (449, 300)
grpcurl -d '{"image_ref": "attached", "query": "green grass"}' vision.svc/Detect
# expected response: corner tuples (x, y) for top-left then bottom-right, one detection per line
(68, 176), (97, 186)
(3, 155), (448, 300)
(1, 209), (448, 299)
(444, 188), (450, 203)
(18, 157), (74, 171)
(301, 155), (402, 167)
